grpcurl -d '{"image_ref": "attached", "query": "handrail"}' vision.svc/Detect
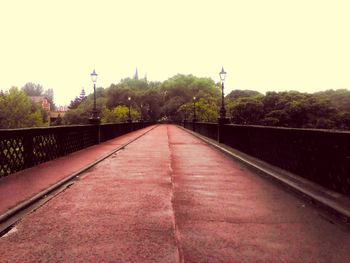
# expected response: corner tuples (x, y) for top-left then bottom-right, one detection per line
(0, 122), (152, 177)
(183, 121), (350, 197)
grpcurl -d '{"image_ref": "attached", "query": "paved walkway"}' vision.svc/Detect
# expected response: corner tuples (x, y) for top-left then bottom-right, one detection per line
(1, 125), (350, 262)
(0, 125), (155, 217)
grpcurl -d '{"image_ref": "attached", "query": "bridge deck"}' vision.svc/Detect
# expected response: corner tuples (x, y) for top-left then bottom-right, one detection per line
(0, 124), (349, 262)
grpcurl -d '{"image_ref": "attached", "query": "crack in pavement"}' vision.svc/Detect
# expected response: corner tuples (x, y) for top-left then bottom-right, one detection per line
(167, 125), (184, 263)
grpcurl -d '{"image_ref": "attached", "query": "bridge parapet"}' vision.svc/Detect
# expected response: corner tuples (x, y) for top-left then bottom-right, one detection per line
(0, 122), (151, 177)
(184, 122), (350, 197)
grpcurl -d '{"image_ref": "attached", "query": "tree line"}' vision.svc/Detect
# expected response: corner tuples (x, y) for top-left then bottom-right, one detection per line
(63, 74), (220, 125)
(227, 89), (350, 130)
(65, 74), (350, 130)
(0, 83), (54, 129)
(0, 75), (349, 130)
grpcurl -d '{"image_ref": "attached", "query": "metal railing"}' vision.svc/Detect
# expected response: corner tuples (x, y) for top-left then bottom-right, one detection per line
(184, 121), (350, 197)
(0, 122), (151, 177)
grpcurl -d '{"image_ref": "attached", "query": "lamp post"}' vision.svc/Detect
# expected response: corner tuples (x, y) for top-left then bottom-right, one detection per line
(218, 67), (229, 124)
(193, 96), (197, 122)
(89, 69), (100, 124)
(192, 96), (197, 132)
(127, 97), (132, 123)
(163, 90), (168, 121)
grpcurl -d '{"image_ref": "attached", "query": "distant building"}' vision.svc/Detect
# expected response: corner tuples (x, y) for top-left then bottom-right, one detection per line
(50, 106), (67, 125)
(133, 68), (148, 82)
(29, 96), (51, 111)
(50, 111), (66, 125)
(29, 96), (69, 125)
(56, 105), (68, 112)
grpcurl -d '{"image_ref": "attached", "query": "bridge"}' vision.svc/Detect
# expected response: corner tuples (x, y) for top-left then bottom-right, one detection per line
(0, 124), (350, 262)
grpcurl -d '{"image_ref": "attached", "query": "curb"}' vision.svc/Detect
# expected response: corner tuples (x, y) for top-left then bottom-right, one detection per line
(0, 125), (158, 227)
(179, 126), (350, 223)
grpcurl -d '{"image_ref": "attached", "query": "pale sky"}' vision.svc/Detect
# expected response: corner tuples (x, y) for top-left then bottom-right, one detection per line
(0, 0), (349, 106)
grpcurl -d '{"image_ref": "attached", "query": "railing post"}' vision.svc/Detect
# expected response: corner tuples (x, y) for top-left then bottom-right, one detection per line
(91, 124), (101, 144)
(89, 117), (101, 144)
(218, 118), (229, 143)
(56, 129), (66, 157)
(23, 132), (35, 168)
(217, 123), (226, 143)
(97, 124), (101, 144)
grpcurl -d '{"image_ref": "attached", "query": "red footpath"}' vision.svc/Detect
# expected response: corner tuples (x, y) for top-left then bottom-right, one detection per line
(0, 126), (155, 216)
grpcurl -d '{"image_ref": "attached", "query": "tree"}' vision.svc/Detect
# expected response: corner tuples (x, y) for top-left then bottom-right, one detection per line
(161, 74), (220, 121)
(43, 88), (55, 111)
(178, 98), (218, 122)
(68, 88), (87, 109)
(314, 89), (350, 112)
(141, 90), (162, 121)
(0, 87), (47, 128)
(21, 82), (56, 111)
(230, 96), (264, 125)
(79, 88), (86, 101)
(22, 82), (43, 96)
(334, 112), (350, 130)
(63, 91), (107, 125)
(58, 74), (350, 130)
(226, 90), (349, 130)
(63, 108), (90, 125)
(68, 97), (82, 110)
(227, 90), (262, 100)
(101, 105), (139, 123)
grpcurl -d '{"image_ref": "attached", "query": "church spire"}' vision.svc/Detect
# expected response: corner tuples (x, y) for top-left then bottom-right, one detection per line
(134, 67), (139, 80)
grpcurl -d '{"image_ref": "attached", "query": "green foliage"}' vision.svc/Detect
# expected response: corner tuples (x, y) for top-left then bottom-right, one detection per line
(101, 105), (139, 123)
(60, 74), (349, 131)
(141, 90), (163, 121)
(64, 75), (221, 124)
(314, 89), (350, 112)
(0, 87), (48, 129)
(227, 90), (262, 100)
(22, 82), (56, 111)
(227, 90), (350, 130)
(22, 82), (44, 96)
(3, 73), (349, 131)
(62, 108), (90, 125)
(230, 96), (264, 125)
(178, 98), (218, 122)
(161, 74), (220, 121)
(44, 88), (55, 110)
(68, 88), (87, 110)
(63, 88), (108, 125)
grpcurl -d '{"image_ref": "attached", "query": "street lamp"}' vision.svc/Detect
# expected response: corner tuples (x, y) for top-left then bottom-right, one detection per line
(193, 96), (197, 122)
(218, 67), (229, 124)
(127, 96), (132, 123)
(89, 69), (100, 124)
(163, 90), (168, 121)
